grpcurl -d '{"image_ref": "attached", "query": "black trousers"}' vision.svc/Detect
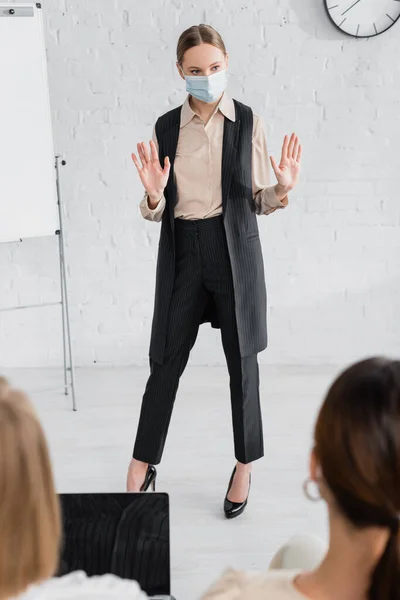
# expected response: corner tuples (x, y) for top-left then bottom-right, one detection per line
(133, 216), (264, 465)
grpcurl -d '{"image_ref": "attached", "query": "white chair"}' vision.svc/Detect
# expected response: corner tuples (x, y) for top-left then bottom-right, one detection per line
(268, 535), (327, 571)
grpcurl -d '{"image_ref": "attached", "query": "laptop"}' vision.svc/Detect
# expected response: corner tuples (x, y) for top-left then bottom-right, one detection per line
(58, 493), (174, 599)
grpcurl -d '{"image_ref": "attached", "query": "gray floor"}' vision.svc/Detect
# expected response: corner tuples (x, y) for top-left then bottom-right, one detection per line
(2, 364), (336, 599)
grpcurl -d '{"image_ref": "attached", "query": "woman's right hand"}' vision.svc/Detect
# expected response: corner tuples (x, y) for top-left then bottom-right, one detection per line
(131, 141), (170, 209)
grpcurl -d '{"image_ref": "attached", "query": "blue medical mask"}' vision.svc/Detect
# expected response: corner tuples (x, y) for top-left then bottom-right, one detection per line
(182, 68), (228, 103)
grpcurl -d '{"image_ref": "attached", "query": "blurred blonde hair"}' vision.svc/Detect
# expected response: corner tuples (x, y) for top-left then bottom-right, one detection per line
(0, 377), (61, 600)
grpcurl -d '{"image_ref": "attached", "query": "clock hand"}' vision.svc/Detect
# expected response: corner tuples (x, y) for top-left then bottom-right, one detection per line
(341, 0), (361, 15)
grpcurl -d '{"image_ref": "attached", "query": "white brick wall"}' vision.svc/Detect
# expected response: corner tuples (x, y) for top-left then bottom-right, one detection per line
(1, 0), (399, 367)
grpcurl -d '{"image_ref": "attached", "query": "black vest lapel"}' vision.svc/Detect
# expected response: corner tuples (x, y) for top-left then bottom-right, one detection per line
(221, 102), (240, 215)
(156, 108), (181, 232)
(165, 123), (180, 230)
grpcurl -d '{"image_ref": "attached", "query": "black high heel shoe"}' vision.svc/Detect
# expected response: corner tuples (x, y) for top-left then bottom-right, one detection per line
(224, 466), (251, 519)
(140, 465), (157, 492)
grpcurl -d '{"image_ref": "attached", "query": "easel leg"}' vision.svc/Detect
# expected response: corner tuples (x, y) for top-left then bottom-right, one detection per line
(60, 238), (77, 411)
(56, 155), (77, 411)
(59, 233), (69, 396)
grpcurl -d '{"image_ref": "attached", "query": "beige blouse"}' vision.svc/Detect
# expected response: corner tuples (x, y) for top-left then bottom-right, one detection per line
(200, 569), (306, 600)
(140, 92), (288, 221)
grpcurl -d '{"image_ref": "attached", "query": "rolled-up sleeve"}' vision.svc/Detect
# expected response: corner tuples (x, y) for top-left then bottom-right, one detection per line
(252, 115), (289, 216)
(138, 125), (167, 222)
(139, 192), (166, 222)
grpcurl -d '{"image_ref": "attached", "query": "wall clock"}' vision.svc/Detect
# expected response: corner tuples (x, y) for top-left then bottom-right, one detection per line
(324, 0), (400, 37)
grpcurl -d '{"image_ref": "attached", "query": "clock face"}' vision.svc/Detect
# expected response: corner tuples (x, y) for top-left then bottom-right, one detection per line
(325, 0), (400, 37)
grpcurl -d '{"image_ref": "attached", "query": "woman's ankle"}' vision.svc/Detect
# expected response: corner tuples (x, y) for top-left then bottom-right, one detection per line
(131, 458), (148, 471)
(236, 461), (252, 473)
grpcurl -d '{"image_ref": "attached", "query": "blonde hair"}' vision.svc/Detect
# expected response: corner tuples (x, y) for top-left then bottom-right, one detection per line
(0, 377), (61, 600)
(176, 24), (227, 66)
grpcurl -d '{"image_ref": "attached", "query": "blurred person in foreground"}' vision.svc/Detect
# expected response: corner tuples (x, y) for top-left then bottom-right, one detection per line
(201, 357), (400, 600)
(0, 377), (147, 600)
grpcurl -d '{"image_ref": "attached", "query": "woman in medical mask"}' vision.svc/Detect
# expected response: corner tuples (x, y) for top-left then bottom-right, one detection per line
(128, 24), (302, 519)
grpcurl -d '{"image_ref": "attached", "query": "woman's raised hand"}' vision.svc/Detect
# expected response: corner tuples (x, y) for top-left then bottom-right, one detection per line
(270, 133), (302, 195)
(131, 141), (170, 206)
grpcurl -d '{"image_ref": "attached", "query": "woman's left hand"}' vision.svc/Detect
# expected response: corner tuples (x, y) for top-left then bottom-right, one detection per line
(270, 133), (302, 197)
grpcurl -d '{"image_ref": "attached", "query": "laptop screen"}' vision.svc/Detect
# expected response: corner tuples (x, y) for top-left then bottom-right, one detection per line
(58, 493), (170, 597)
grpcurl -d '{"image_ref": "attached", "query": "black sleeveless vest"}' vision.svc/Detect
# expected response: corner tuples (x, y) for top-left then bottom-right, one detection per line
(149, 99), (268, 365)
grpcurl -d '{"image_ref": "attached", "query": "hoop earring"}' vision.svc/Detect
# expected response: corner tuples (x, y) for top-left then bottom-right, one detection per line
(303, 478), (321, 502)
